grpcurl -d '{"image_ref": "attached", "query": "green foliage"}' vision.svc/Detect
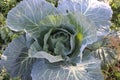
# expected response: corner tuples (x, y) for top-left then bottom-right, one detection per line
(0, 68), (21, 80)
(46, 0), (58, 7)
(110, 0), (120, 30)
(103, 61), (120, 80)
(0, 0), (20, 17)
(0, 68), (9, 80)
(0, 14), (21, 55)
(0, 13), (6, 25)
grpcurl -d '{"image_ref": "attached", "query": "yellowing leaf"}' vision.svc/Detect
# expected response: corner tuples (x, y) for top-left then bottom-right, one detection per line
(77, 32), (83, 42)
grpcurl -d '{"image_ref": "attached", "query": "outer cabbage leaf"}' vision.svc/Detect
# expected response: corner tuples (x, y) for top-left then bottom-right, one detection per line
(7, 0), (57, 36)
(58, 0), (113, 37)
(1, 34), (35, 80)
(31, 58), (104, 80)
(83, 39), (118, 66)
(91, 47), (117, 66)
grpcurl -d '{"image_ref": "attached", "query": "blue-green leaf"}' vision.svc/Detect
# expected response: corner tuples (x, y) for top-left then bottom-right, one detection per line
(58, 0), (113, 37)
(1, 34), (35, 80)
(83, 37), (118, 66)
(31, 58), (104, 80)
(7, 0), (57, 33)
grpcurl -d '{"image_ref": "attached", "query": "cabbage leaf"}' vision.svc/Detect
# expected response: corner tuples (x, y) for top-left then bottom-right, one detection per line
(2, 34), (35, 80)
(31, 58), (104, 80)
(58, 0), (113, 37)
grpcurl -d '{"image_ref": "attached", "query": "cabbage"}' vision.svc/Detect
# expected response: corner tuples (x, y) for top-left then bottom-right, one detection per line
(0, 0), (112, 80)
